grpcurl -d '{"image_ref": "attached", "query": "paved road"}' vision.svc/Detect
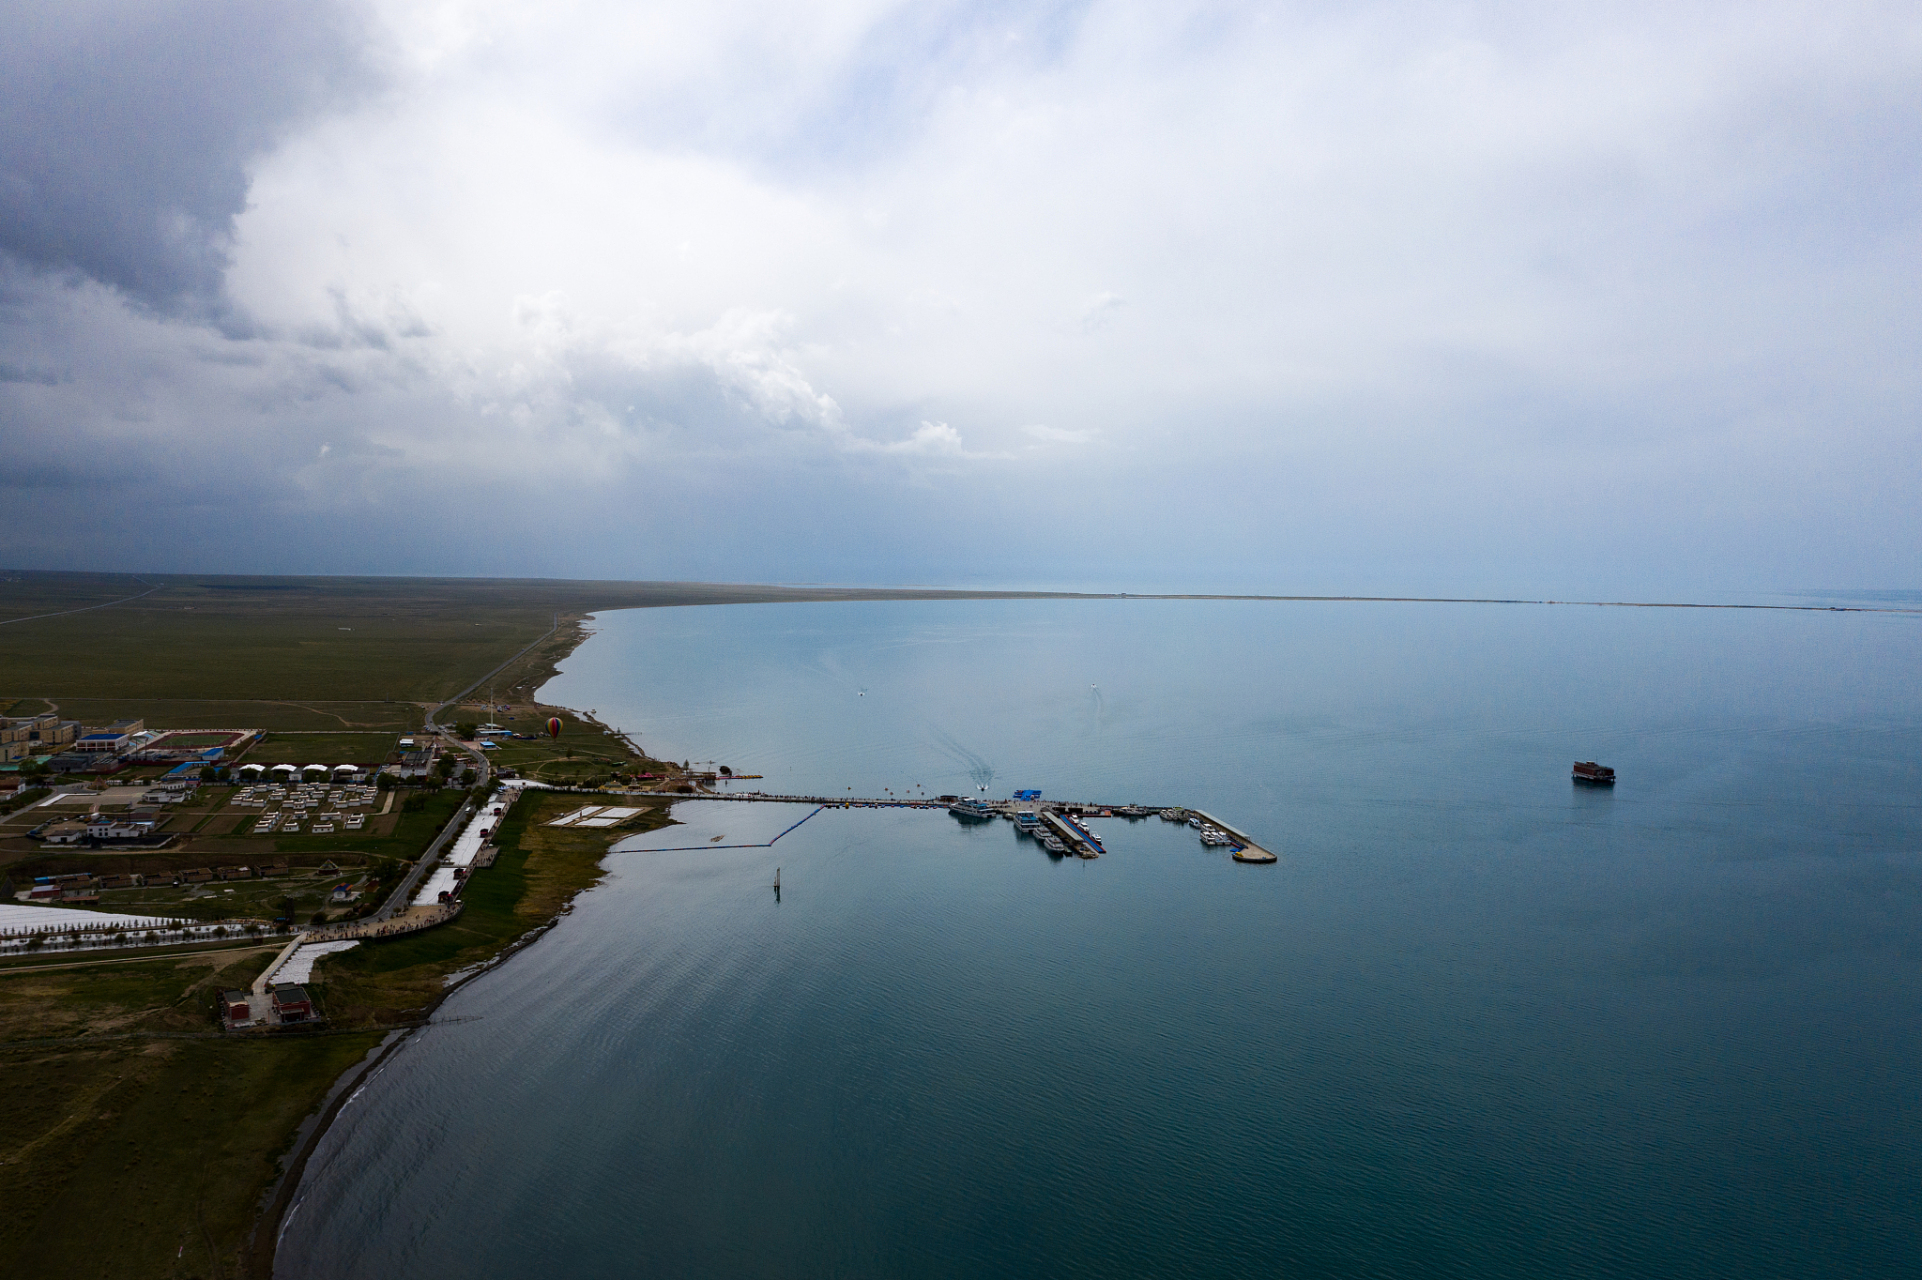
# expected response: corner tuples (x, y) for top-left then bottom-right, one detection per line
(370, 614), (560, 922)
(0, 578), (160, 627)
(372, 791), (477, 922)
(421, 610), (563, 789)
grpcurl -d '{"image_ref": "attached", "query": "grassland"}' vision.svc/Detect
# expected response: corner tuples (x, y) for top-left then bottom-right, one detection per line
(234, 732), (399, 765)
(0, 571), (1069, 718)
(0, 944), (387, 1280)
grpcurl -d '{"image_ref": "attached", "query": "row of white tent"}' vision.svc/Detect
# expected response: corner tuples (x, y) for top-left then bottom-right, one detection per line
(235, 762), (367, 780)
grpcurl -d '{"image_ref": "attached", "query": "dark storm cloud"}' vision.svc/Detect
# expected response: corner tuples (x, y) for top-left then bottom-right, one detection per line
(0, 0), (375, 311)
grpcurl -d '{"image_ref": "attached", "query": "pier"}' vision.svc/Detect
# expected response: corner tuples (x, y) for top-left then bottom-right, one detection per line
(1186, 809), (1279, 863)
(601, 787), (1276, 863)
(1041, 810), (1106, 858)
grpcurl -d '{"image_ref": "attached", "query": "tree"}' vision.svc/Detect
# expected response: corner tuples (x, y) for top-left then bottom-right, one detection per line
(456, 721), (478, 740)
(199, 765), (218, 782)
(376, 772), (396, 792)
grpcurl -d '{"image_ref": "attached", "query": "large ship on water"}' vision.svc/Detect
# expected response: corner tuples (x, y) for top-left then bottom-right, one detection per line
(1572, 761), (1616, 785)
(945, 798), (997, 822)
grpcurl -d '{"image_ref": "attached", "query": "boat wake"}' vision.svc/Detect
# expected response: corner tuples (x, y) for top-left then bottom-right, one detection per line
(928, 725), (996, 792)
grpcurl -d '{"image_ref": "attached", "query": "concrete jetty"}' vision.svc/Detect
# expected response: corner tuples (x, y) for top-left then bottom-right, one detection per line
(1187, 809), (1279, 862)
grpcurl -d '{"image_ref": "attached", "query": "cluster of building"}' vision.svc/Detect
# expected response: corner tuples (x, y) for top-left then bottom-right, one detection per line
(19, 870), (151, 904)
(13, 858), (301, 903)
(39, 809), (167, 846)
(221, 984), (312, 1028)
(0, 716), (261, 780)
(0, 712), (82, 764)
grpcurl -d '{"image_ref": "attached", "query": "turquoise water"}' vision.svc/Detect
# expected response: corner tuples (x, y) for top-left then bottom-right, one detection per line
(279, 600), (1922, 1278)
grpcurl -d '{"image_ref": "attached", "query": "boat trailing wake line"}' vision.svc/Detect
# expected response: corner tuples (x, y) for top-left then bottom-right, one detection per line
(927, 725), (996, 792)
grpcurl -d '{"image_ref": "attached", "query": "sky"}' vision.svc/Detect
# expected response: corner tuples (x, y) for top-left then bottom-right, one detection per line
(2, 0), (1918, 595)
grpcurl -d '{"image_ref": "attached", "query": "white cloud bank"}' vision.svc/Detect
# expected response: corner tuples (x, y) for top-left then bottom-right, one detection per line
(2, 0), (1919, 592)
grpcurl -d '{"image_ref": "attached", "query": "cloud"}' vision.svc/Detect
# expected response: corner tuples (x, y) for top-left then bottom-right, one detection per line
(1077, 292), (1125, 333)
(2, 1), (1920, 592)
(1024, 425), (1098, 447)
(0, 0), (375, 312)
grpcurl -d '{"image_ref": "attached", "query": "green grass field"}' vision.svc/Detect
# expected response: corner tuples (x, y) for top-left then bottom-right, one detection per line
(236, 732), (398, 764)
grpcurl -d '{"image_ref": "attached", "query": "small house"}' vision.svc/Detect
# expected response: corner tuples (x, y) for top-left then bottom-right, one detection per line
(180, 867), (215, 884)
(221, 990), (252, 1022)
(271, 984), (313, 1022)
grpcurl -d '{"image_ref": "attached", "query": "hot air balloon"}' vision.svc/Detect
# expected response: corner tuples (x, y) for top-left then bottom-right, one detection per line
(546, 717), (563, 741)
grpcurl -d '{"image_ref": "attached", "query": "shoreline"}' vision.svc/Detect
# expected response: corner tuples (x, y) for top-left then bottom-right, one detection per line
(251, 900), (582, 1277)
(255, 616), (647, 1278)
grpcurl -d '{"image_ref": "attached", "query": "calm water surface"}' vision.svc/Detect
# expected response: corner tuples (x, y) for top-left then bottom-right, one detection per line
(279, 601), (1922, 1278)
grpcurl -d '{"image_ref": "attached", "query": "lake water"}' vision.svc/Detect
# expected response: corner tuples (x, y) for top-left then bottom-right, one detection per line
(278, 599), (1922, 1278)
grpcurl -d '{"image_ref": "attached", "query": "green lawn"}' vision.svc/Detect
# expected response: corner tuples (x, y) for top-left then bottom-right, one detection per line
(237, 732), (398, 765)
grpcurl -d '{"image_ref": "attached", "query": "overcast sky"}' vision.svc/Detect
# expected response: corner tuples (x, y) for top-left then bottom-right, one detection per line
(2, 0), (1918, 594)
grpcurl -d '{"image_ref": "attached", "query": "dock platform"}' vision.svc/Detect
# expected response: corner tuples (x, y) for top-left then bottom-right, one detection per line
(1187, 809), (1279, 862)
